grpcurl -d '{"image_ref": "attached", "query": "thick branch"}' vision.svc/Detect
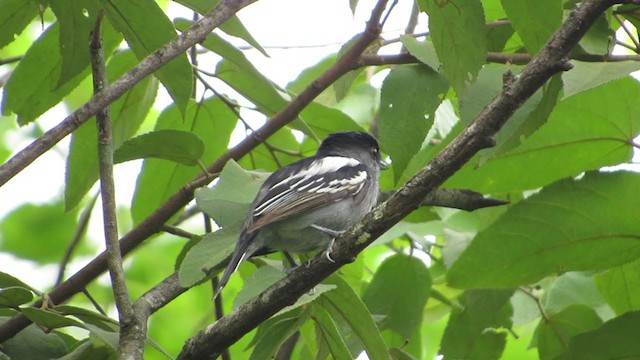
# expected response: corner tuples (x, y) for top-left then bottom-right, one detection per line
(176, 0), (621, 358)
(0, 0), (389, 343)
(0, 0), (258, 187)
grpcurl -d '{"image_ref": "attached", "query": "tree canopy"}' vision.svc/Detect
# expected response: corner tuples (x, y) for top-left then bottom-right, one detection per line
(1, 0), (640, 359)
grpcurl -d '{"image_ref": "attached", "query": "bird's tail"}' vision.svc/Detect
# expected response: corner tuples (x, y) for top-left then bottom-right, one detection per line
(213, 232), (257, 299)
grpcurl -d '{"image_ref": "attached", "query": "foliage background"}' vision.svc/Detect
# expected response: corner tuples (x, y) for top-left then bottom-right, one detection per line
(1, 0), (640, 359)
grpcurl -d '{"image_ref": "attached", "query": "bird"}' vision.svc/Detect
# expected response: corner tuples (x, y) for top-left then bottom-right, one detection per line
(213, 131), (386, 298)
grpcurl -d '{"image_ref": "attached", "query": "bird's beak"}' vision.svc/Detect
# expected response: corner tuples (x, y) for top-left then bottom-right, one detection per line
(378, 159), (388, 170)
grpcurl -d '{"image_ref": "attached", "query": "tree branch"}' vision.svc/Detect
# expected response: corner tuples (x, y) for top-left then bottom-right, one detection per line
(360, 51), (640, 67)
(380, 188), (508, 211)
(175, 0), (622, 358)
(0, 0), (390, 343)
(0, 0), (258, 187)
(90, 12), (139, 358)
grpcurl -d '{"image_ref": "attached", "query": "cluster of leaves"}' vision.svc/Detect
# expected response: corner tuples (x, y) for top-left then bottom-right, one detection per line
(1, 0), (640, 359)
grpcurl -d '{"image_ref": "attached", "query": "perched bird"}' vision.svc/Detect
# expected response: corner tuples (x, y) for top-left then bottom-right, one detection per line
(214, 131), (386, 298)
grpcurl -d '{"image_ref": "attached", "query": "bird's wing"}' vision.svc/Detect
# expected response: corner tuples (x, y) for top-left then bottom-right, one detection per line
(246, 156), (370, 233)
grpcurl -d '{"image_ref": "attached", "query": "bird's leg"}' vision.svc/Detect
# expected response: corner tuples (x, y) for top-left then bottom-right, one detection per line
(310, 224), (344, 263)
(282, 251), (298, 273)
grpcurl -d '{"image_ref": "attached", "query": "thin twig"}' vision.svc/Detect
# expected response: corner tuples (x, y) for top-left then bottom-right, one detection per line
(90, 11), (137, 358)
(0, 56), (22, 66)
(55, 193), (99, 286)
(161, 225), (197, 239)
(614, 14), (640, 51)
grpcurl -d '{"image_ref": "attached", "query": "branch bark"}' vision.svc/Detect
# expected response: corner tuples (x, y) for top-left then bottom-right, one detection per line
(176, 0), (625, 358)
(0, 0), (258, 187)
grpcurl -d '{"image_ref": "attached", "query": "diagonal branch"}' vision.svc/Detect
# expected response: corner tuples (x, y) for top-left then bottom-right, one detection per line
(0, 0), (258, 187)
(175, 0), (624, 358)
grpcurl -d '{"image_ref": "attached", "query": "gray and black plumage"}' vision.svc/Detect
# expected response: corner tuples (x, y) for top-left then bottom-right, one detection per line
(214, 131), (386, 298)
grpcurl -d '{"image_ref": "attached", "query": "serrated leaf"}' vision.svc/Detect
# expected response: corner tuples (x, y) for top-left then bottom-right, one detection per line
(21, 308), (86, 329)
(319, 275), (390, 360)
(100, 0), (192, 113)
(534, 304), (602, 360)
(399, 35), (440, 70)
(378, 65), (448, 182)
(501, 0), (562, 54)
(65, 50), (157, 211)
(2, 24), (82, 124)
(50, 0), (98, 88)
(0, 287), (33, 308)
(440, 289), (513, 360)
(178, 222), (241, 287)
(562, 61), (640, 99)
(114, 129), (204, 165)
(131, 97), (236, 224)
(418, 0), (487, 96)
(0, 0), (38, 48)
(555, 311), (640, 360)
(593, 258), (640, 315)
(362, 254), (432, 338)
(446, 77), (640, 193)
(313, 305), (353, 360)
(447, 171), (640, 289)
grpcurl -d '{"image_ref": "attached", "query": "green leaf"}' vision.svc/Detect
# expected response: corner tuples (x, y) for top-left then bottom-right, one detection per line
(65, 50), (157, 211)
(249, 307), (311, 360)
(2, 24), (82, 124)
(447, 171), (640, 289)
(319, 275), (389, 360)
(501, 0), (562, 54)
(0, 201), (86, 264)
(534, 304), (602, 360)
(362, 254), (432, 338)
(0, 272), (35, 291)
(399, 35), (440, 71)
(0, 322), (69, 360)
(544, 272), (608, 316)
(233, 266), (285, 310)
(216, 58), (288, 116)
(55, 305), (118, 331)
(0, 287), (33, 308)
(21, 308), (86, 329)
(0, 0), (38, 48)
(299, 102), (364, 139)
(312, 305), (353, 360)
(100, 0), (192, 113)
(378, 65), (448, 182)
(114, 129), (204, 165)
(178, 222), (241, 287)
(440, 289), (513, 360)
(195, 160), (269, 227)
(562, 61), (640, 99)
(50, 0), (97, 88)
(479, 74), (562, 163)
(555, 311), (640, 360)
(131, 97), (236, 224)
(593, 258), (640, 315)
(418, 0), (487, 95)
(173, 0), (268, 56)
(446, 77), (640, 193)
